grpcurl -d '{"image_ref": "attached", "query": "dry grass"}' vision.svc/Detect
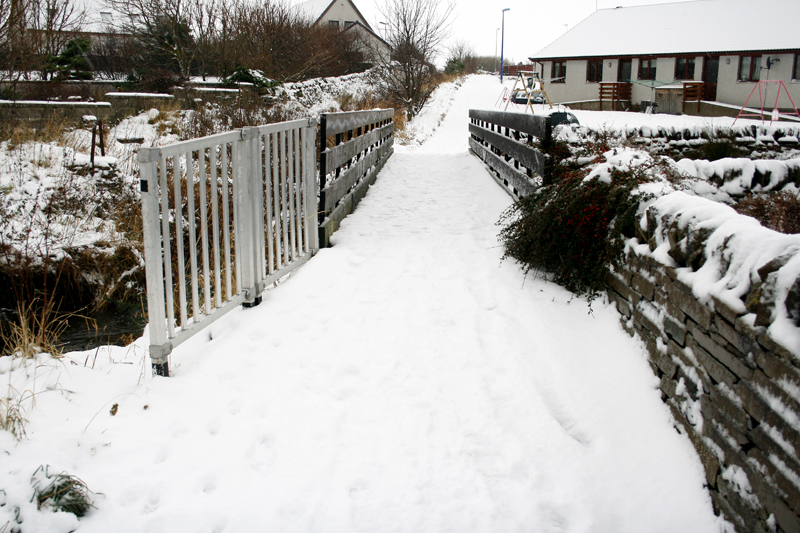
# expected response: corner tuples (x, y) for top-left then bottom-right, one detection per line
(1, 300), (68, 358)
(1, 395), (28, 440)
(2, 113), (73, 148)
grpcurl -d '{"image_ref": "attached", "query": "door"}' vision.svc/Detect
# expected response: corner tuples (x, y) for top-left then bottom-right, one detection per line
(618, 59), (632, 82)
(703, 56), (719, 101)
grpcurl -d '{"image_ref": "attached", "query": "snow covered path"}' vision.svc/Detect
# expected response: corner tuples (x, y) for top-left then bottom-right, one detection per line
(2, 76), (724, 533)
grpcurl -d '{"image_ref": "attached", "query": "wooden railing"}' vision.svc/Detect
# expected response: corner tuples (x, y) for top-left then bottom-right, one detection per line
(318, 109), (394, 247)
(599, 82), (632, 111)
(468, 109), (551, 200)
(682, 82), (704, 113)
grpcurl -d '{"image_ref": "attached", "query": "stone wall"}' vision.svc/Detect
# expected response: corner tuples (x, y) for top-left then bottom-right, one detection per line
(605, 202), (800, 533)
(0, 100), (113, 128)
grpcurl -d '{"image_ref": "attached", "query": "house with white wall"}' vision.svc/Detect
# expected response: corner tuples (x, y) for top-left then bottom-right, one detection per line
(297, 0), (391, 66)
(528, 0), (800, 116)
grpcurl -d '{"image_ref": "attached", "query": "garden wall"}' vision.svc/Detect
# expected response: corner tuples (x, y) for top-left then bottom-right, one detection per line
(606, 196), (800, 533)
(0, 100), (112, 128)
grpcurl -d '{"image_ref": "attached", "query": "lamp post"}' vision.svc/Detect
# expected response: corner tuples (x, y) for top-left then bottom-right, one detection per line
(500, 8), (510, 83)
(495, 28), (500, 73)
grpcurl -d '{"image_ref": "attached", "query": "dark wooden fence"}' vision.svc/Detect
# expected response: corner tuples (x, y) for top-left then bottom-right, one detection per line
(318, 109), (394, 247)
(468, 109), (551, 200)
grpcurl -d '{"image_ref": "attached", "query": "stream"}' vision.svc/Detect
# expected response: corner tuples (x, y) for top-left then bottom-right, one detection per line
(57, 306), (147, 353)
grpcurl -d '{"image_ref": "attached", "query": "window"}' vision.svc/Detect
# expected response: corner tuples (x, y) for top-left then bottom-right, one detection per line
(675, 57), (695, 80)
(551, 61), (566, 83)
(344, 20), (356, 28)
(639, 57), (656, 80)
(586, 59), (603, 83)
(100, 12), (113, 22)
(328, 20), (339, 29)
(738, 55), (761, 82)
(793, 54), (800, 81)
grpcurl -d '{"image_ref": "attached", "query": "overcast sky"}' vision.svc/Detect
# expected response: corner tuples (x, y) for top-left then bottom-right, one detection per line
(346, 0), (696, 64)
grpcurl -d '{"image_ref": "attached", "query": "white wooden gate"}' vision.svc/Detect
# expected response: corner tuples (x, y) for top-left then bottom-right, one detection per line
(138, 119), (318, 375)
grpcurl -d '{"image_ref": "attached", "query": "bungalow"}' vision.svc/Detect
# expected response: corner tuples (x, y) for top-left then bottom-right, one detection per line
(297, 0), (391, 66)
(528, 0), (800, 116)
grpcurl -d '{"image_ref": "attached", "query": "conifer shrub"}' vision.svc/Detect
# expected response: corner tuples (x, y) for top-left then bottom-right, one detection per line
(498, 144), (655, 301)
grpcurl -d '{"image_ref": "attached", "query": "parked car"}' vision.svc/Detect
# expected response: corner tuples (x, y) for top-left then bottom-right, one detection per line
(548, 110), (580, 127)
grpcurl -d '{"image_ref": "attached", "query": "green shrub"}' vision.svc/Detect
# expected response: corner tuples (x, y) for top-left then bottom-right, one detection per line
(498, 153), (654, 301)
(32, 466), (96, 518)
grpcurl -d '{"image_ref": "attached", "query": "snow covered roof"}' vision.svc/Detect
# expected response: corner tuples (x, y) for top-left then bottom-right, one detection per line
(531, 0), (800, 60)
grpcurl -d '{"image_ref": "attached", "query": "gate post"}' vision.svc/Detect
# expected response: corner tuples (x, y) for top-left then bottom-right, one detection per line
(305, 119), (320, 251)
(138, 147), (171, 377)
(236, 127), (261, 307)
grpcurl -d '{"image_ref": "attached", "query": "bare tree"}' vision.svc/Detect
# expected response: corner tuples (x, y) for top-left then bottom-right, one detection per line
(375, 0), (454, 118)
(105, 0), (196, 78)
(446, 38), (477, 74)
(33, 0), (85, 58)
(0, 0), (35, 77)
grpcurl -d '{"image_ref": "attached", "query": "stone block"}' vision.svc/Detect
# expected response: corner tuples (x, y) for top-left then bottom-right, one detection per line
(669, 339), (711, 393)
(757, 332), (799, 363)
(633, 306), (661, 337)
(664, 314), (687, 346)
(738, 381), (800, 458)
(711, 294), (745, 325)
(607, 290), (631, 318)
(715, 315), (759, 357)
(632, 272), (656, 301)
(621, 320), (635, 337)
(631, 253), (651, 275)
(688, 322), (755, 380)
(688, 334), (739, 388)
(652, 344), (678, 379)
(755, 350), (800, 388)
(661, 374), (678, 397)
(718, 476), (767, 532)
(746, 458), (800, 533)
(747, 432), (800, 515)
(706, 385), (750, 441)
(654, 286), (668, 307)
(651, 267), (670, 288)
(669, 288), (713, 329)
(752, 370), (800, 426)
(709, 491), (751, 533)
(604, 271), (641, 306)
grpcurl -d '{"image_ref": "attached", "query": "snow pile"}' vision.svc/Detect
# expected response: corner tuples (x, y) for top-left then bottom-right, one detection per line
(639, 191), (800, 353)
(276, 68), (383, 117)
(675, 157), (800, 197)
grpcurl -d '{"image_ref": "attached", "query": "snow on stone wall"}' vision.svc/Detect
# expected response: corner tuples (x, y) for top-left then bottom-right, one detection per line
(606, 193), (800, 533)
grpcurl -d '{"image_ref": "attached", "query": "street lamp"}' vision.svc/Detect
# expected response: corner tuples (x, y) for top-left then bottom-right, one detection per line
(495, 28), (500, 73)
(379, 21), (388, 37)
(500, 8), (510, 83)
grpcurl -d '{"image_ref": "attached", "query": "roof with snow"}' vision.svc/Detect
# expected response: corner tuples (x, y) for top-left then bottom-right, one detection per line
(531, 0), (800, 60)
